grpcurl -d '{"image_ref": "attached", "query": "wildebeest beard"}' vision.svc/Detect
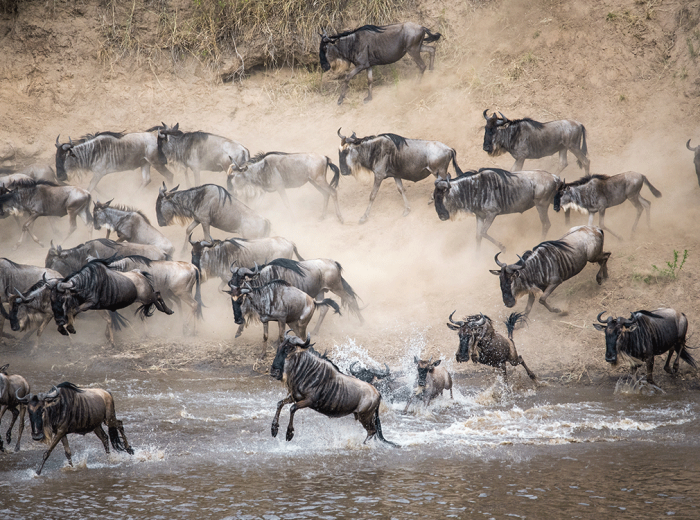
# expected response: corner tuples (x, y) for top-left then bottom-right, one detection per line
(231, 297), (245, 325)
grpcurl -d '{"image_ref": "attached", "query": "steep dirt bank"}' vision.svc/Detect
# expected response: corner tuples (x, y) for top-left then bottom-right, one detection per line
(1, 0), (700, 388)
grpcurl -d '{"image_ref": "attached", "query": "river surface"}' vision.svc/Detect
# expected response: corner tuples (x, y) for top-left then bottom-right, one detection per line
(2, 351), (700, 519)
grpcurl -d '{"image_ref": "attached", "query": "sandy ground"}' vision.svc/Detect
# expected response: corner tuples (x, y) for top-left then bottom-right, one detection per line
(1, 0), (700, 387)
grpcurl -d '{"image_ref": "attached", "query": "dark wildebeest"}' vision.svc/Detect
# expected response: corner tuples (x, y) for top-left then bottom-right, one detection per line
(50, 258), (173, 342)
(403, 357), (453, 413)
(270, 333), (397, 446)
(93, 200), (174, 258)
(190, 236), (304, 286)
(433, 168), (560, 251)
(230, 258), (363, 335)
(349, 362), (411, 403)
(150, 123), (250, 187)
(0, 364), (30, 452)
(594, 309), (697, 387)
(337, 129), (463, 223)
(55, 132), (174, 192)
(0, 180), (92, 250)
(0, 258), (61, 339)
(686, 140), (700, 187)
(7, 277), (62, 349)
(227, 279), (341, 359)
(99, 255), (202, 334)
(553, 172), (662, 239)
(156, 183), (270, 250)
(17, 382), (134, 475)
(45, 238), (168, 277)
(319, 23), (441, 104)
(226, 152), (344, 223)
(483, 110), (590, 176)
(447, 311), (536, 382)
(490, 225), (611, 316)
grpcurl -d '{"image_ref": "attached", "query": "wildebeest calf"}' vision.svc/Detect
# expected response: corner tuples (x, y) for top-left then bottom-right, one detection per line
(403, 357), (452, 413)
(0, 364), (30, 452)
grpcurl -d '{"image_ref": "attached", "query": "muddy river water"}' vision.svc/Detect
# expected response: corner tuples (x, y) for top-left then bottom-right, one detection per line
(2, 343), (699, 519)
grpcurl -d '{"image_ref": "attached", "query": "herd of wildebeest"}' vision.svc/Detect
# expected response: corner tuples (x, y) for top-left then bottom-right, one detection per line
(1, 22), (700, 474)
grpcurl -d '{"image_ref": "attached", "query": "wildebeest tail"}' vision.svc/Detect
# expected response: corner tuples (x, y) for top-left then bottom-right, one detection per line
(292, 243), (305, 261)
(451, 149), (463, 177)
(505, 312), (527, 340)
(108, 426), (133, 454)
(110, 311), (129, 331)
(194, 267), (204, 319)
(642, 176), (662, 198)
(327, 158), (341, 189)
(135, 303), (156, 320)
(373, 404), (399, 447)
(576, 125), (588, 169)
(316, 298), (342, 316)
(680, 344), (697, 369)
(422, 28), (442, 43)
(84, 194), (94, 226)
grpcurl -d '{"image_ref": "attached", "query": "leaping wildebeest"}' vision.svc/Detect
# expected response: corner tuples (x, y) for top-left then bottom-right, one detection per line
(0, 180), (92, 250)
(483, 110), (590, 176)
(553, 172), (662, 239)
(17, 382), (134, 475)
(270, 332), (398, 446)
(593, 308), (697, 387)
(403, 357), (452, 413)
(150, 123), (250, 187)
(337, 129), (463, 223)
(156, 183), (270, 250)
(447, 312), (536, 382)
(319, 22), (441, 104)
(55, 132), (174, 192)
(433, 168), (560, 251)
(686, 139), (700, 187)
(490, 225), (611, 316)
(0, 364), (30, 452)
(227, 152), (344, 223)
(93, 200), (174, 258)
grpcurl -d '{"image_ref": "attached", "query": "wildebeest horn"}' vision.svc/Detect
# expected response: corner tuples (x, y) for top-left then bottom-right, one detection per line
(69, 136), (74, 146)
(498, 112), (508, 121)
(16, 390), (30, 404)
(57, 281), (74, 292)
(57, 245), (62, 253)
(337, 128), (346, 140)
(596, 311), (610, 324)
(349, 361), (360, 375)
(45, 386), (60, 400)
(14, 288), (26, 301)
(476, 313), (486, 325)
(483, 109), (489, 120)
(188, 234), (196, 246)
(494, 252), (507, 268)
(428, 356), (433, 364)
(381, 363), (390, 377)
(448, 310), (465, 326)
(55, 135), (61, 148)
(687, 139), (699, 152)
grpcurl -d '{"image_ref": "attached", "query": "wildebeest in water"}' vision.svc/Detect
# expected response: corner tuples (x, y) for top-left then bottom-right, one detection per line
(270, 332), (398, 446)
(403, 357), (453, 413)
(0, 364), (30, 452)
(593, 308), (697, 388)
(319, 22), (441, 104)
(17, 382), (134, 475)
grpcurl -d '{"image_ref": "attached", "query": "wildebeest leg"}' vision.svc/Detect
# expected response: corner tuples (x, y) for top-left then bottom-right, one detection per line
(276, 188), (292, 211)
(535, 204), (551, 238)
(36, 430), (67, 475)
(407, 48), (427, 74)
(394, 178), (412, 217)
(359, 174), (385, 224)
(402, 395), (414, 414)
(14, 405), (25, 452)
(564, 208), (571, 225)
(14, 214), (42, 249)
(477, 214), (506, 252)
(538, 282), (563, 313)
(64, 210), (79, 242)
(5, 406), (19, 445)
(94, 425), (110, 453)
(0, 405), (6, 449)
(629, 194), (650, 234)
(512, 356), (537, 380)
(286, 398), (313, 441)
(311, 303), (330, 335)
(235, 323), (245, 338)
(522, 293), (536, 316)
(100, 310), (115, 346)
(152, 163), (175, 187)
(511, 158), (525, 172)
(271, 395), (294, 438)
(192, 168), (201, 188)
(593, 251), (611, 284)
(338, 65), (367, 105)
(420, 43), (436, 70)
(364, 67), (373, 103)
(310, 179), (344, 224)
(570, 146), (590, 174)
(87, 172), (106, 193)
(182, 220), (201, 252)
(60, 436), (73, 467)
(552, 150), (568, 176)
(598, 209), (622, 241)
(645, 356), (656, 386)
(501, 364), (508, 383)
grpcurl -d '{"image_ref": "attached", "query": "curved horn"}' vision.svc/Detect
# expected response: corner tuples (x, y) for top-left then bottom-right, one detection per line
(188, 234), (196, 246)
(494, 252), (507, 268)
(349, 361), (361, 375)
(337, 127), (346, 140)
(55, 135), (61, 148)
(68, 136), (73, 146)
(382, 363), (390, 377)
(596, 311), (609, 324)
(428, 356), (433, 364)
(687, 139), (699, 152)
(448, 310), (465, 326)
(483, 109), (489, 120)
(476, 313), (486, 326)
(498, 111), (508, 121)
(42, 273), (48, 284)
(45, 386), (59, 400)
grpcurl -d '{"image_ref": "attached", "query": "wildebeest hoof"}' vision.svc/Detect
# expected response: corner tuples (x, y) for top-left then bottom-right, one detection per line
(286, 428), (294, 441)
(363, 96), (372, 104)
(58, 326), (69, 336)
(337, 97), (344, 105)
(358, 216), (368, 225)
(67, 324), (76, 334)
(271, 424), (279, 437)
(235, 331), (242, 338)
(402, 208), (411, 217)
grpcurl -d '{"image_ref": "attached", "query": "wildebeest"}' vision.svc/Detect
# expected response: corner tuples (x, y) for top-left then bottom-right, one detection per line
(150, 123), (250, 187)
(0, 164), (59, 184)
(349, 361), (411, 403)
(403, 357), (452, 413)
(227, 279), (341, 359)
(190, 236), (304, 286)
(0, 173), (34, 189)
(99, 255), (202, 334)
(686, 140), (700, 187)
(433, 168), (560, 251)
(490, 225), (611, 316)
(270, 333), (397, 445)
(227, 152), (344, 223)
(93, 200), (174, 258)
(50, 258), (172, 342)
(156, 183), (270, 250)
(55, 132), (174, 192)
(230, 258), (364, 334)
(319, 23), (441, 104)
(553, 172), (662, 239)
(17, 382), (134, 475)
(0, 180), (92, 249)
(0, 258), (61, 339)
(0, 364), (30, 452)
(45, 238), (169, 277)
(337, 129), (463, 223)
(594, 308), (697, 387)
(447, 311), (536, 382)
(483, 110), (590, 176)
(7, 278), (61, 349)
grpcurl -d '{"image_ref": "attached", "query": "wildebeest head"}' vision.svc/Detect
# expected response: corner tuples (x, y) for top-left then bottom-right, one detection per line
(54, 135), (77, 182)
(155, 182), (180, 227)
(92, 199), (114, 231)
(447, 311), (488, 362)
(593, 311), (637, 365)
(482, 110), (509, 156)
(433, 177), (452, 221)
(349, 361), (391, 384)
(225, 268), (257, 325)
(413, 356), (441, 387)
(155, 122), (179, 164)
(49, 279), (78, 335)
(17, 385), (61, 443)
(270, 332), (312, 380)
(225, 158), (249, 193)
(337, 128), (363, 177)
(45, 241), (73, 275)
(189, 235), (214, 271)
(489, 253), (525, 308)
(318, 32), (351, 74)
(9, 288), (39, 332)
(552, 179), (569, 212)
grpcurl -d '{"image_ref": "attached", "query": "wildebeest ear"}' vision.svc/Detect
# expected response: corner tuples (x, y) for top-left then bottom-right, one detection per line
(432, 359), (442, 367)
(170, 185), (179, 192)
(173, 123), (179, 131)
(159, 182), (167, 194)
(413, 356), (419, 364)
(489, 269), (501, 275)
(592, 323), (605, 331)
(105, 199), (113, 207)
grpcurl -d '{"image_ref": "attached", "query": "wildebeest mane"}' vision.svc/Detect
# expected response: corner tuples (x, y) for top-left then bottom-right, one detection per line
(307, 346), (342, 373)
(0, 257), (23, 269)
(120, 255), (154, 267)
(564, 174), (610, 187)
(531, 239), (572, 255)
(225, 237), (250, 249)
(379, 133), (408, 150)
(193, 184), (232, 208)
(105, 203), (151, 225)
(265, 258), (308, 277)
(502, 118), (545, 130)
(79, 131), (126, 143)
(328, 24), (386, 40)
(1, 179), (58, 190)
(248, 151), (290, 164)
(56, 381), (84, 393)
(249, 279), (291, 291)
